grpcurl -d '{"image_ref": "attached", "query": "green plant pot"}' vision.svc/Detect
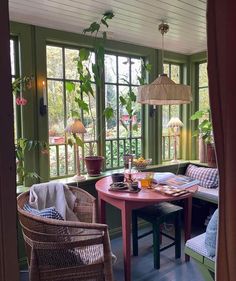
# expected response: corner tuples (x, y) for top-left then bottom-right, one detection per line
(85, 156), (104, 176)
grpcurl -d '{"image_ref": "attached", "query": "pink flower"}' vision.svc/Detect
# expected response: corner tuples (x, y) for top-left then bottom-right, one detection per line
(16, 97), (28, 106)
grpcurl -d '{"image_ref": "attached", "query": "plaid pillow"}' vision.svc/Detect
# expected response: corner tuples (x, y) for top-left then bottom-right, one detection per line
(185, 164), (218, 189)
(23, 204), (64, 220)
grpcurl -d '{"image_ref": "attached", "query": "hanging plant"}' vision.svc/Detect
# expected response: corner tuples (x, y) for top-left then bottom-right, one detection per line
(66, 11), (115, 155)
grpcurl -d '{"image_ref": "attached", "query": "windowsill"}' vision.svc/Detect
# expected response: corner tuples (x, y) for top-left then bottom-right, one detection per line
(16, 159), (202, 195)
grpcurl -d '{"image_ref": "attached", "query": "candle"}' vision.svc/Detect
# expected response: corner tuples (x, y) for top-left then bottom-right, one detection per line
(42, 81), (47, 106)
(128, 159), (132, 174)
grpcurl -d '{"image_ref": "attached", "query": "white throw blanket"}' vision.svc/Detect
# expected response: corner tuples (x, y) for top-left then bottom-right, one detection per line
(29, 182), (78, 221)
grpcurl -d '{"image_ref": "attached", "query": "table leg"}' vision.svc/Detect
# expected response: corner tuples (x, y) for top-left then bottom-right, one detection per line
(184, 196), (192, 262)
(121, 202), (132, 281)
(97, 194), (106, 224)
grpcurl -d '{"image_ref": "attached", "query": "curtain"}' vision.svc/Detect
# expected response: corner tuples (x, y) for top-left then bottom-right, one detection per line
(207, 1), (236, 280)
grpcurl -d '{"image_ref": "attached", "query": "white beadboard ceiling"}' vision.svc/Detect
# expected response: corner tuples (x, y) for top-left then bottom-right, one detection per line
(9, 0), (207, 55)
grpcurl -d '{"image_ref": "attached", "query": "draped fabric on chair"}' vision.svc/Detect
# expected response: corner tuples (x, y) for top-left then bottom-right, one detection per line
(207, 1), (236, 280)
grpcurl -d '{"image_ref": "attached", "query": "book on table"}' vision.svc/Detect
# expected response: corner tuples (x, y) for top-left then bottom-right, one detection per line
(156, 174), (200, 189)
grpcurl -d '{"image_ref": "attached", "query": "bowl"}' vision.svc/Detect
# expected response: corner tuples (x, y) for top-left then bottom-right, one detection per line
(133, 158), (152, 170)
(111, 173), (125, 183)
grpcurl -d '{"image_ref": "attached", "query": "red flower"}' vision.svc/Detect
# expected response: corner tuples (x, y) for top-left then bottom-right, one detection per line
(16, 97), (28, 106)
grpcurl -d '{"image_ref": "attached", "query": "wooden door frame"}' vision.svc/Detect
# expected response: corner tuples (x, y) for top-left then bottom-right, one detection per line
(0, 0), (19, 280)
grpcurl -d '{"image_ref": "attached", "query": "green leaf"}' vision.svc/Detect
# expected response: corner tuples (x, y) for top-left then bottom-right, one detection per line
(103, 107), (114, 120)
(75, 97), (89, 113)
(132, 123), (138, 131)
(190, 110), (205, 120)
(103, 11), (115, 20)
(83, 22), (100, 34)
(119, 96), (126, 106)
(145, 63), (152, 72)
(129, 91), (136, 102)
(101, 19), (108, 28)
(71, 110), (80, 119)
(79, 48), (90, 61)
(66, 81), (75, 92)
(74, 135), (84, 147)
(67, 137), (74, 147)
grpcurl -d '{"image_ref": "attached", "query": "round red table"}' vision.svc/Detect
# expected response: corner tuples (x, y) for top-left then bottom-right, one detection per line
(95, 174), (198, 281)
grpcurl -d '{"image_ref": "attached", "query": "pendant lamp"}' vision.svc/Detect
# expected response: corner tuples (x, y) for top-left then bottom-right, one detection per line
(137, 22), (192, 106)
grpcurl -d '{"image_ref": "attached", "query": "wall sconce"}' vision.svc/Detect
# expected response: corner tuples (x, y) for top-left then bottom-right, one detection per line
(40, 81), (47, 116)
(149, 105), (157, 117)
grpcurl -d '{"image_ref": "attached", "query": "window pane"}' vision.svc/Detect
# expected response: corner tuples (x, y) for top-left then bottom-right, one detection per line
(48, 80), (65, 144)
(199, 88), (209, 112)
(66, 82), (80, 120)
(83, 85), (96, 141)
(65, 48), (79, 80)
(171, 65), (180, 83)
(163, 64), (169, 76)
(105, 54), (117, 83)
(131, 58), (141, 85)
(10, 40), (15, 76)
(105, 84), (117, 139)
(119, 85), (130, 137)
(46, 46), (63, 79)
(131, 87), (141, 137)
(199, 62), (208, 88)
(118, 56), (130, 84)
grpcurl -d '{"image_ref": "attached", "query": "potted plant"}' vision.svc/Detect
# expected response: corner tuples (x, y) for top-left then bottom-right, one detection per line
(66, 12), (114, 176)
(190, 109), (216, 167)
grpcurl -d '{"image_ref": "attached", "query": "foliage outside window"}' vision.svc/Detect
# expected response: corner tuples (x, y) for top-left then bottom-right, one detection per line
(104, 54), (143, 169)
(198, 62), (209, 112)
(162, 63), (181, 161)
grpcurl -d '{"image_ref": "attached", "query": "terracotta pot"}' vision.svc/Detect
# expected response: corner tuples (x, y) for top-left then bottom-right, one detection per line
(85, 156), (104, 176)
(207, 143), (217, 168)
(199, 136), (207, 163)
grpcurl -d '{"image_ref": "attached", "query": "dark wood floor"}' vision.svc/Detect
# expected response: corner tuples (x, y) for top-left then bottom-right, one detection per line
(20, 225), (205, 281)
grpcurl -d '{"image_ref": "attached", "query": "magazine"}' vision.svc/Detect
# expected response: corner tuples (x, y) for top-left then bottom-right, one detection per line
(158, 174), (200, 189)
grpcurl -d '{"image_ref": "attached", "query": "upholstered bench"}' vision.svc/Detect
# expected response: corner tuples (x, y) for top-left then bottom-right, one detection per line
(185, 233), (215, 281)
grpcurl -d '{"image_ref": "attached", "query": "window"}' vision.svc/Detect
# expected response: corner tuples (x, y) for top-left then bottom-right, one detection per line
(46, 45), (96, 178)
(46, 46), (143, 177)
(198, 62), (209, 111)
(104, 54), (143, 169)
(162, 63), (181, 161)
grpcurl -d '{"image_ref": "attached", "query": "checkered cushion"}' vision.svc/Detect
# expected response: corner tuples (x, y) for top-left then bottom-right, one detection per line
(23, 204), (64, 220)
(186, 233), (215, 261)
(185, 164), (218, 189)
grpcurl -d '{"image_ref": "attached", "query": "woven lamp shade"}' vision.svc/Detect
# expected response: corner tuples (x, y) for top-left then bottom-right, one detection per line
(137, 74), (192, 105)
(65, 119), (87, 134)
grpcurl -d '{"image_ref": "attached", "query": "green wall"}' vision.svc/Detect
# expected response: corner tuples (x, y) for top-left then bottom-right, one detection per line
(10, 21), (207, 182)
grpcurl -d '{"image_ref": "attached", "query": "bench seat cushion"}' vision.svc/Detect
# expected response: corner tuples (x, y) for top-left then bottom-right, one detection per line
(185, 233), (215, 262)
(193, 186), (218, 204)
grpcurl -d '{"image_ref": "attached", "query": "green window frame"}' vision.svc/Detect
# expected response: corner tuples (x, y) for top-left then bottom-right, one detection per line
(162, 62), (182, 161)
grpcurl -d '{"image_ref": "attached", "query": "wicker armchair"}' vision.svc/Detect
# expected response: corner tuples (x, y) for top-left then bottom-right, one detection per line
(17, 186), (114, 281)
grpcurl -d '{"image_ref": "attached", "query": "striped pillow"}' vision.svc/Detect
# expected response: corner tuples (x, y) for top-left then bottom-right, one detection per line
(185, 164), (218, 189)
(23, 204), (64, 220)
